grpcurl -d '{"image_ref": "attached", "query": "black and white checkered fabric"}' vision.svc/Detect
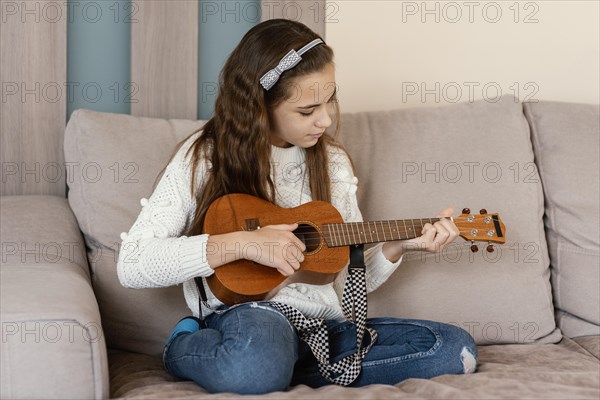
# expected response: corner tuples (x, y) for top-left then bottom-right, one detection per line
(270, 245), (375, 386)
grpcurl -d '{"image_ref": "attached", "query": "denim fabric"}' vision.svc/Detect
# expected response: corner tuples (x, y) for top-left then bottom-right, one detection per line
(163, 302), (477, 394)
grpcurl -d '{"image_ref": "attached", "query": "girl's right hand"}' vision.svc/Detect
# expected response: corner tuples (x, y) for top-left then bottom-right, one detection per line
(205, 224), (306, 276)
(242, 223), (306, 276)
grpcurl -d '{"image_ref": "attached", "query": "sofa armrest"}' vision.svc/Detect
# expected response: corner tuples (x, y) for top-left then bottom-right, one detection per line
(1, 196), (108, 399)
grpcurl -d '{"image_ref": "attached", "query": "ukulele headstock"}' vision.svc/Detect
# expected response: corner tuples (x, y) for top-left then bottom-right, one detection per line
(453, 208), (506, 252)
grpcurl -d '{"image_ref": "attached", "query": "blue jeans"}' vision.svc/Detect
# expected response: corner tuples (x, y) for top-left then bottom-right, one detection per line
(163, 302), (478, 394)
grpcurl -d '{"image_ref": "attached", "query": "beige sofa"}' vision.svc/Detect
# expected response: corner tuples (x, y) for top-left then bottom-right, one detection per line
(1, 95), (598, 399)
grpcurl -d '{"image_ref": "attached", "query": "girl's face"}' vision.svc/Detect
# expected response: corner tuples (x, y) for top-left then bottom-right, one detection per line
(269, 64), (336, 148)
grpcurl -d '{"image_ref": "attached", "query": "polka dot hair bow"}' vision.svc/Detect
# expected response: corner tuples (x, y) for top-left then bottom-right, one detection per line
(259, 38), (324, 90)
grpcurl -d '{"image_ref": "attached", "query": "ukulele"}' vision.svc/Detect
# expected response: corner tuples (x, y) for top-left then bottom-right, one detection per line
(203, 193), (506, 305)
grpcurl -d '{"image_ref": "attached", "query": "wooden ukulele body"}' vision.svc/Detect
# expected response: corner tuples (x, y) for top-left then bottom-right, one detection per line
(203, 193), (349, 305)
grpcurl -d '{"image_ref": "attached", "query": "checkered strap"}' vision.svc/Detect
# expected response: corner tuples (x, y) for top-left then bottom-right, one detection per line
(270, 244), (376, 386)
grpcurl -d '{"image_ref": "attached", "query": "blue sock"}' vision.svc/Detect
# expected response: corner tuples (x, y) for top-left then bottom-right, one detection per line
(166, 316), (201, 344)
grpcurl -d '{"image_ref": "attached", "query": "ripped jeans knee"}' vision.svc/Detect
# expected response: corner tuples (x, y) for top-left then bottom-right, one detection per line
(460, 345), (477, 374)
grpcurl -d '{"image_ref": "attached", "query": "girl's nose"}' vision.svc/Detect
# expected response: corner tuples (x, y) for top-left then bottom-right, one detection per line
(315, 107), (332, 129)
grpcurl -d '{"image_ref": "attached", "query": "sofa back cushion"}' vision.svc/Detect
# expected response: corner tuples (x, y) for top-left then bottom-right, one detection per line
(64, 109), (205, 355)
(524, 101), (600, 337)
(339, 95), (561, 345)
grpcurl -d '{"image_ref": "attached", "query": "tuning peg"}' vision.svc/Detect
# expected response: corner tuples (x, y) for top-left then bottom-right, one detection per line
(470, 241), (479, 252)
(480, 208), (487, 214)
(486, 243), (495, 253)
(462, 208), (471, 214)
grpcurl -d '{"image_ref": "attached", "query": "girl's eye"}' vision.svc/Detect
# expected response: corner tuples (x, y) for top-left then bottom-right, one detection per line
(300, 110), (315, 116)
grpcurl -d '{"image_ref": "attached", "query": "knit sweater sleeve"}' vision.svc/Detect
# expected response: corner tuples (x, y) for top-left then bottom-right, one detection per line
(116, 133), (214, 289)
(327, 147), (404, 299)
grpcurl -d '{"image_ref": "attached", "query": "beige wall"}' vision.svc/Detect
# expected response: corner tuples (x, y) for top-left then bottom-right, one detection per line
(326, 0), (599, 113)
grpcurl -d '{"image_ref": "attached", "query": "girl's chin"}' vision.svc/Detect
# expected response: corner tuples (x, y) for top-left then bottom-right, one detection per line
(301, 138), (320, 148)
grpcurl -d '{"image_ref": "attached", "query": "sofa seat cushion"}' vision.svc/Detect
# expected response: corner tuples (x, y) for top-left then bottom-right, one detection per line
(1, 264), (108, 399)
(108, 338), (600, 399)
(573, 335), (600, 360)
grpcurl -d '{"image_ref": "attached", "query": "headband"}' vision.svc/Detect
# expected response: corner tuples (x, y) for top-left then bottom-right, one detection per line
(259, 38), (324, 91)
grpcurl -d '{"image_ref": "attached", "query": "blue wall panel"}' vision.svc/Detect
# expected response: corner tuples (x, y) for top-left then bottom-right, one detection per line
(198, 0), (260, 119)
(67, 0), (131, 118)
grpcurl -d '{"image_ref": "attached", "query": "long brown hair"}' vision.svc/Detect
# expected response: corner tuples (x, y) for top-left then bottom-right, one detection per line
(156, 19), (347, 236)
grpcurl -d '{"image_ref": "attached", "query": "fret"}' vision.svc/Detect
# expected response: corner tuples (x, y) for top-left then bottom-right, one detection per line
(369, 221), (375, 243)
(351, 222), (357, 245)
(346, 223), (351, 246)
(395, 220), (401, 241)
(374, 222), (380, 242)
(328, 225), (335, 246)
(387, 220), (393, 241)
(338, 223), (344, 246)
(402, 219), (408, 240)
(334, 224), (341, 246)
(411, 219), (416, 237)
(360, 222), (367, 243)
(343, 224), (352, 245)
(330, 224), (338, 247)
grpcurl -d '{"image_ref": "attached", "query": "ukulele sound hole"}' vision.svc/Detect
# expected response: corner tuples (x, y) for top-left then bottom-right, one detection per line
(294, 223), (321, 253)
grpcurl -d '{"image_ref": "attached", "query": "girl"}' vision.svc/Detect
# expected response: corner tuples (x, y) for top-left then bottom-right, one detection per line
(117, 18), (477, 395)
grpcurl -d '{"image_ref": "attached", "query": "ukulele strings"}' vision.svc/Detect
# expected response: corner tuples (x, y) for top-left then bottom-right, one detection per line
(292, 223), (425, 245)
(292, 168), (482, 245)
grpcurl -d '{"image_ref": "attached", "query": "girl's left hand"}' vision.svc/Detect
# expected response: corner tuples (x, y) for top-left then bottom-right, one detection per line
(382, 208), (459, 262)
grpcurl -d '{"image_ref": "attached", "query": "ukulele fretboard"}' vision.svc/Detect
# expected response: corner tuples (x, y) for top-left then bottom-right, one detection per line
(322, 218), (440, 247)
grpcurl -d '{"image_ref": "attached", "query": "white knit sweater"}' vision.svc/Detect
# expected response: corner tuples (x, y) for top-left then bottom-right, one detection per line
(117, 131), (403, 321)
